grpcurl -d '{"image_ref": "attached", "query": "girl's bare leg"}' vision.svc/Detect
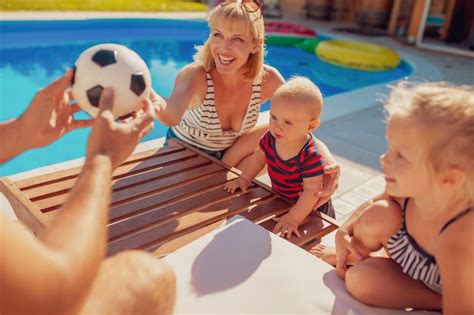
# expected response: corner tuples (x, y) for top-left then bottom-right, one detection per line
(346, 257), (441, 310)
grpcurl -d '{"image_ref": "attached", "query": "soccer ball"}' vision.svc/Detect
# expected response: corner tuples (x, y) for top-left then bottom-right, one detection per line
(72, 43), (152, 118)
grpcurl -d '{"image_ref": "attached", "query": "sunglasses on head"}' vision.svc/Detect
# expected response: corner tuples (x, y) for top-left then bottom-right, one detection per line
(220, 0), (264, 13)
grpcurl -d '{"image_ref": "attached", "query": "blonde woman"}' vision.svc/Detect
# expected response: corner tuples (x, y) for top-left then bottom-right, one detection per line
(152, 0), (282, 167)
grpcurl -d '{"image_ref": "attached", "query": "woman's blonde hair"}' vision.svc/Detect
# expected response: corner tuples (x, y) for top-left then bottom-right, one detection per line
(385, 81), (474, 204)
(193, 1), (266, 82)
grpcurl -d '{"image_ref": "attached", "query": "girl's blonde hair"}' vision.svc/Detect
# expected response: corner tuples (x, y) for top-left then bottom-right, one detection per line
(385, 81), (474, 204)
(193, 1), (266, 82)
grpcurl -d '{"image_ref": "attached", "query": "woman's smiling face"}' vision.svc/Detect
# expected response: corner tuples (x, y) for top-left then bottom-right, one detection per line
(209, 23), (258, 75)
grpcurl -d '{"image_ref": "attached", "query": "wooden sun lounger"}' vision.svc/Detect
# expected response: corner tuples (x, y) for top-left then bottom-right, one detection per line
(0, 139), (338, 257)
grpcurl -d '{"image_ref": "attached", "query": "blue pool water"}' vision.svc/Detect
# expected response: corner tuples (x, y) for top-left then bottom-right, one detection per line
(0, 19), (412, 176)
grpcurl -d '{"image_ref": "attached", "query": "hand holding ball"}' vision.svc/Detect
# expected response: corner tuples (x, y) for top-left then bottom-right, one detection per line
(72, 43), (151, 118)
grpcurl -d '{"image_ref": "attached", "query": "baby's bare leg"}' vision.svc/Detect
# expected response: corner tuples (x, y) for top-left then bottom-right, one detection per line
(80, 251), (176, 315)
(346, 257), (441, 310)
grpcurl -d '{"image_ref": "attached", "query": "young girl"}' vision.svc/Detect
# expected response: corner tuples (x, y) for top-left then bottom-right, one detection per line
(341, 82), (474, 314)
(224, 77), (336, 238)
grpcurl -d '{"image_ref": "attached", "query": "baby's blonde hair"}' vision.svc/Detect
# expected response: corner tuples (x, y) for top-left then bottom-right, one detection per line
(193, 1), (265, 82)
(273, 76), (323, 119)
(385, 81), (474, 204)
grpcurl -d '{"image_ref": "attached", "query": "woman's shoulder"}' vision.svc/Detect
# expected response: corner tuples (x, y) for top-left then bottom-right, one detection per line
(262, 65), (284, 84)
(261, 65), (285, 101)
(177, 62), (208, 83)
(174, 62), (208, 98)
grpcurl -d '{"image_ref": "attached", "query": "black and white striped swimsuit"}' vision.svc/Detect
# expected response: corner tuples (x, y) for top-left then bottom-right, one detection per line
(387, 198), (473, 294)
(171, 72), (262, 152)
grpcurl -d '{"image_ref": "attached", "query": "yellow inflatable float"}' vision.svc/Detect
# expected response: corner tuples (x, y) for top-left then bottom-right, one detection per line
(316, 40), (400, 72)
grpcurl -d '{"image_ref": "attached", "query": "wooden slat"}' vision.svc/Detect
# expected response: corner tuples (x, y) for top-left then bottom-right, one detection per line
(35, 162), (224, 212)
(109, 163), (224, 205)
(258, 213), (338, 247)
(142, 189), (274, 255)
(107, 183), (240, 239)
(24, 148), (197, 200)
(240, 196), (292, 223)
(0, 178), (50, 234)
(16, 143), (184, 190)
(108, 170), (237, 222)
(150, 220), (226, 257)
(106, 187), (272, 256)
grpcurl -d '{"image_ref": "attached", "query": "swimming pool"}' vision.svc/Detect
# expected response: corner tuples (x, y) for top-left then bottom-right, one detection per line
(0, 19), (412, 176)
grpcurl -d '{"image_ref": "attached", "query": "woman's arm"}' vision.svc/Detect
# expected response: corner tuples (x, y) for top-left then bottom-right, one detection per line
(152, 64), (207, 126)
(260, 65), (285, 102)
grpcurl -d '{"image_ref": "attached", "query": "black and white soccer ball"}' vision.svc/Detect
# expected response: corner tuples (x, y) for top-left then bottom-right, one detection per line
(72, 43), (151, 118)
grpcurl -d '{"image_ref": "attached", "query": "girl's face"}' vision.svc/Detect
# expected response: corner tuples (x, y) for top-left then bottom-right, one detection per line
(380, 116), (433, 198)
(269, 97), (318, 145)
(209, 24), (258, 75)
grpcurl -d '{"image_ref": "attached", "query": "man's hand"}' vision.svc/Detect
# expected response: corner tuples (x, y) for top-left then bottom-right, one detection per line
(272, 213), (301, 239)
(86, 88), (154, 169)
(224, 177), (251, 193)
(18, 69), (93, 148)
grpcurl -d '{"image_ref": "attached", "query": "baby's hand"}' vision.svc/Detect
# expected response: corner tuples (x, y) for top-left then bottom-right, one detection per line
(224, 177), (250, 193)
(273, 213), (301, 239)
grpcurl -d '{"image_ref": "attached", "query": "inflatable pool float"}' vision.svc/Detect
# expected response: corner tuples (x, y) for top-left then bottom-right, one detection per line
(316, 40), (400, 71)
(265, 21), (317, 46)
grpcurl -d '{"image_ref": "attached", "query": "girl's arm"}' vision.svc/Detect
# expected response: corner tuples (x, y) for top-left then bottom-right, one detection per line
(335, 194), (403, 278)
(436, 214), (474, 314)
(152, 63), (207, 126)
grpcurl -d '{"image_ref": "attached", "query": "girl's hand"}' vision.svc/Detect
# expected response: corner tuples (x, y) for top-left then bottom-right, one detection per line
(224, 177), (251, 193)
(335, 227), (364, 279)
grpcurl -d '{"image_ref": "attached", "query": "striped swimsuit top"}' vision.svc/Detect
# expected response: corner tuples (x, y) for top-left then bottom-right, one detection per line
(387, 198), (473, 294)
(171, 72), (262, 152)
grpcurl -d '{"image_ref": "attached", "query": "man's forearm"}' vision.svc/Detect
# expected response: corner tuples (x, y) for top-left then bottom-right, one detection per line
(41, 154), (113, 284)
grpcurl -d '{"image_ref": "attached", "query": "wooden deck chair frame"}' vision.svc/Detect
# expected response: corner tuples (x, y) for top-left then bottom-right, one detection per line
(0, 139), (338, 257)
